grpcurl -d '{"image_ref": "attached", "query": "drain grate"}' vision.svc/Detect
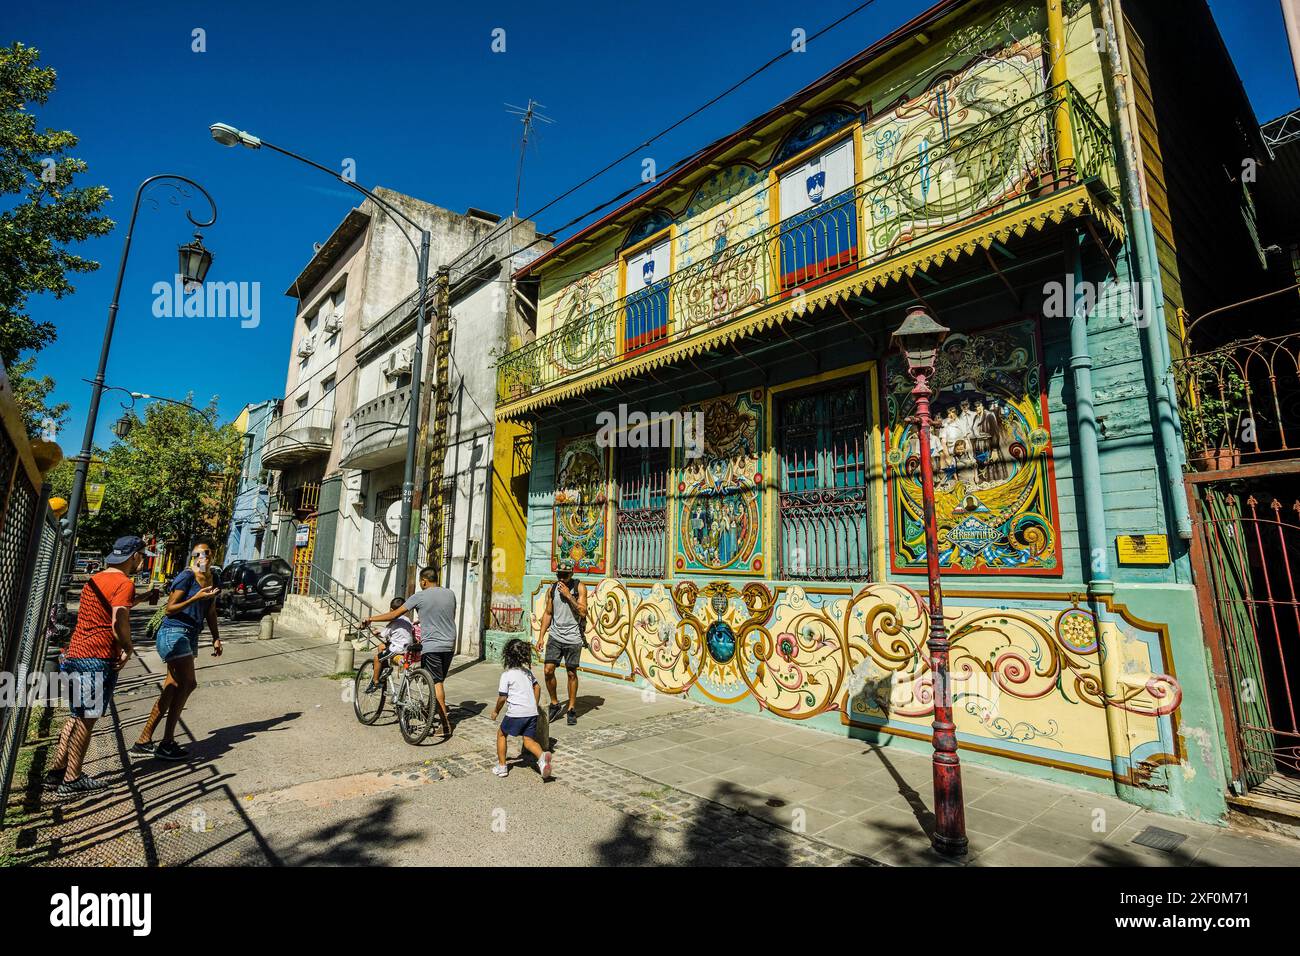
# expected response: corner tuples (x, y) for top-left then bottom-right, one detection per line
(1131, 826), (1187, 853)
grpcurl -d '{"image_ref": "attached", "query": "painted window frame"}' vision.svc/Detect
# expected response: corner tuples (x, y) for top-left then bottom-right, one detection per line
(617, 224), (676, 358)
(771, 369), (874, 582)
(768, 125), (864, 296)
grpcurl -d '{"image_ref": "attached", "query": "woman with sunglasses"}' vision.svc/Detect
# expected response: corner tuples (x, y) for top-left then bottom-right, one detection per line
(132, 540), (223, 761)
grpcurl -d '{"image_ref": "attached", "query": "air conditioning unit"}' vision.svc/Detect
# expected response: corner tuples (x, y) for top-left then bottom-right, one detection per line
(383, 346), (413, 379)
(297, 336), (317, 358)
(323, 312), (343, 334)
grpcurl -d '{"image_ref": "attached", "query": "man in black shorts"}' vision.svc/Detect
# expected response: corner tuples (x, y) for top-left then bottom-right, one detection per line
(364, 566), (456, 738)
(538, 563), (586, 726)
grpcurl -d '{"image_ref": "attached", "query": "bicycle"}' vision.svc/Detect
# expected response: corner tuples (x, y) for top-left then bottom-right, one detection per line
(352, 629), (437, 745)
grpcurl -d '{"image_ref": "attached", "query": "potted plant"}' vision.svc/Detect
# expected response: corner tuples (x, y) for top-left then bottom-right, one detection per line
(1175, 353), (1249, 471)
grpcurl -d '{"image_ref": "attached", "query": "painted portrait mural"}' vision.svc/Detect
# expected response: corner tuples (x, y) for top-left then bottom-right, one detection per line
(675, 390), (765, 576)
(883, 316), (1061, 575)
(552, 434), (608, 573)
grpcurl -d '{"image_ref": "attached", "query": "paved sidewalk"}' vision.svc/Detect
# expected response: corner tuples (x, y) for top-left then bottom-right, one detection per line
(6, 606), (1300, 867)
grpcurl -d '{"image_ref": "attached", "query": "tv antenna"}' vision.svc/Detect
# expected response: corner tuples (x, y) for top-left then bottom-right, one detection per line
(505, 99), (554, 218)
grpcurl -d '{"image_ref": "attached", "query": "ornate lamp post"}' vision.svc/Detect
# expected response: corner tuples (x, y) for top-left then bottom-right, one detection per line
(891, 306), (968, 858)
(60, 175), (217, 586)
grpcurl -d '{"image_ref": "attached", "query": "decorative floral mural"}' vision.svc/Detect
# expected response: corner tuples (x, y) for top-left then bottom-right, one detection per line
(861, 43), (1047, 263)
(552, 435), (608, 573)
(884, 316), (1061, 575)
(530, 578), (1183, 781)
(675, 390), (765, 576)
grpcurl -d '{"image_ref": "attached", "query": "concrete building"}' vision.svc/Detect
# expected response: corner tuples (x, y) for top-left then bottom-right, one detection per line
(223, 398), (277, 562)
(333, 208), (548, 658)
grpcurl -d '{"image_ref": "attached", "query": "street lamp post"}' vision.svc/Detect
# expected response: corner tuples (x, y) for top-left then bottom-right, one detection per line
(61, 175), (217, 585)
(891, 306), (968, 858)
(210, 123), (432, 598)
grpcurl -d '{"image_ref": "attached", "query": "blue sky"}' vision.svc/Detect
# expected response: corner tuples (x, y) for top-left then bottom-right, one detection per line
(8, 0), (1296, 455)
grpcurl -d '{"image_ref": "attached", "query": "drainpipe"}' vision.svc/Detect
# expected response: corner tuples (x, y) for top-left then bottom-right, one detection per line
(1047, 0), (1076, 176)
(1098, 0), (1194, 541)
(1069, 229), (1142, 796)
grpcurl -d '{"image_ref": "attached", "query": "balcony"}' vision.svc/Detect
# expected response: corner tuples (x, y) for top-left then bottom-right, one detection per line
(339, 385), (419, 470)
(262, 406), (335, 468)
(496, 83), (1119, 411)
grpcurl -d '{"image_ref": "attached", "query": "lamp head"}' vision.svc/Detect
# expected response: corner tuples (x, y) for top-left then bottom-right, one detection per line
(891, 306), (950, 375)
(209, 123), (262, 149)
(178, 231), (214, 289)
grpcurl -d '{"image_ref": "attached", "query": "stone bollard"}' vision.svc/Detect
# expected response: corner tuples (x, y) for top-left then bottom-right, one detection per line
(334, 634), (355, 674)
(259, 614), (276, 641)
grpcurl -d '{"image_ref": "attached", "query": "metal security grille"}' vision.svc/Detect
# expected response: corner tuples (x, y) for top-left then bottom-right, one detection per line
(371, 489), (402, 566)
(1197, 487), (1300, 803)
(615, 446), (669, 577)
(777, 379), (871, 581)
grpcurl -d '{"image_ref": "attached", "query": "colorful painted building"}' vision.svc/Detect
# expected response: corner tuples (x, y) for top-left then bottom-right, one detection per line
(496, 0), (1273, 822)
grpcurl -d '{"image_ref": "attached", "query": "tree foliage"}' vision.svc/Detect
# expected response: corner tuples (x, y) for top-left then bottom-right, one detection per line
(50, 399), (240, 554)
(1, 41), (114, 435)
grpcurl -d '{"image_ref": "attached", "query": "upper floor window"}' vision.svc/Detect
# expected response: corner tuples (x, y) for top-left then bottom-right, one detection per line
(775, 134), (858, 292)
(621, 230), (672, 358)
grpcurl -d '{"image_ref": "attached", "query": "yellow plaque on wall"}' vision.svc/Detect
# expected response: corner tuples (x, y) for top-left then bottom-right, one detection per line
(1116, 534), (1169, 565)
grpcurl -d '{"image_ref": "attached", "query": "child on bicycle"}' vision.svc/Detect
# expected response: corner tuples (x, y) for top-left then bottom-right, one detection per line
(490, 638), (553, 779)
(366, 598), (415, 694)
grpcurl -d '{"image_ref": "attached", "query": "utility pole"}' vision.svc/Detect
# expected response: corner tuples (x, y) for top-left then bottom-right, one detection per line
(409, 266), (451, 594)
(506, 99), (554, 218)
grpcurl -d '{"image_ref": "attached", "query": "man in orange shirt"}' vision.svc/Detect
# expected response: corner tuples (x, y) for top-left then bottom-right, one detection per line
(46, 535), (155, 797)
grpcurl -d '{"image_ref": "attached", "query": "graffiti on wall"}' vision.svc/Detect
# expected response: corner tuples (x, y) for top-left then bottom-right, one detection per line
(552, 434), (608, 573)
(884, 316), (1061, 575)
(675, 390), (765, 575)
(531, 578), (1182, 780)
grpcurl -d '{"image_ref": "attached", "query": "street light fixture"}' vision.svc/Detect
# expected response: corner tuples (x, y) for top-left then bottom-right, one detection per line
(111, 413), (136, 440)
(178, 231), (214, 289)
(211, 121), (433, 597)
(890, 305), (968, 858)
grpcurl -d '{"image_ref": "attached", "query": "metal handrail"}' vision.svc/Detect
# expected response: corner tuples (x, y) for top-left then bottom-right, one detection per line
(497, 82), (1115, 404)
(305, 563), (379, 631)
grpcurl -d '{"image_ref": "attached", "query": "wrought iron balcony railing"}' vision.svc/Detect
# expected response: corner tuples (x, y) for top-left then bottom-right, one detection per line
(497, 83), (1117, 405)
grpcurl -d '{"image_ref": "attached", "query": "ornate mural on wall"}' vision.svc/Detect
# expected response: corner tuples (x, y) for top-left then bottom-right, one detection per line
(675, 390), (765, 576)
(860, 42), (1046, 263)
(529, 578), (1182, 781)
(552, 434), (608, 573)
(884, 316), (1061, 575)
(672, 165), (770, 335)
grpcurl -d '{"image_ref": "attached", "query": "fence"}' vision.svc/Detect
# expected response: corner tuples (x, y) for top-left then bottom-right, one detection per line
(0, 362), (66, 811)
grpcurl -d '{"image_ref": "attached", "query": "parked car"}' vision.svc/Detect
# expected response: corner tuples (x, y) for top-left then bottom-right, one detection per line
(217, 558), (292, 620)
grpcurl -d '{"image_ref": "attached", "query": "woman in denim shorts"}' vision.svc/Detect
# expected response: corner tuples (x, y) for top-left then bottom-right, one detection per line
(133, 541), (223, 761)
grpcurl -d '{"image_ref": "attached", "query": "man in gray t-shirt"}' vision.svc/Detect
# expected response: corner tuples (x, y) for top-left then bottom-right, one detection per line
(364, 566), (456, 738)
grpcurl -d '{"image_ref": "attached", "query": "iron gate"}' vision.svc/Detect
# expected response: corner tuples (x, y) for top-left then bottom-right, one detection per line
(1194, 485), (1300, 802)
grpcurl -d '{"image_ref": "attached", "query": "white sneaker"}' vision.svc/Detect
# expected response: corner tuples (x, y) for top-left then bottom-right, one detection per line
(492, 764), (509, 778)
(539, 751), (553, 780)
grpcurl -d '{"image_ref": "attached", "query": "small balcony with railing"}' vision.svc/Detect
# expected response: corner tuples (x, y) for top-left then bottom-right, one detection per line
(262, 406), (336, 468)
(340, 385), (416, 470)
(497, 83), (1119, 411)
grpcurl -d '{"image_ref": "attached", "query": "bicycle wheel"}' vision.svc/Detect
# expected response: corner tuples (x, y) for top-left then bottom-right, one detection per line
(397, 668), (435, 745)
(353, 659), (386, 724)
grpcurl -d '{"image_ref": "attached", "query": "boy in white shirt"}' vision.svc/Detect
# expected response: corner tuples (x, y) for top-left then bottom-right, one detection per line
(490, 639), (553, 779)
(366, 598), (415, 694)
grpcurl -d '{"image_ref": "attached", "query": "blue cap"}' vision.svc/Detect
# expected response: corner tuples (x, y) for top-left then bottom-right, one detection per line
(104, 535), (156, 565)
